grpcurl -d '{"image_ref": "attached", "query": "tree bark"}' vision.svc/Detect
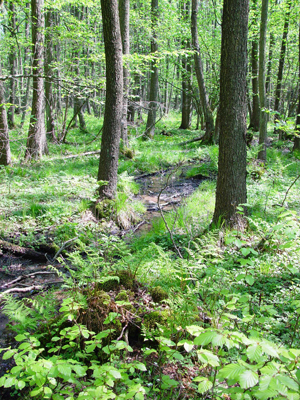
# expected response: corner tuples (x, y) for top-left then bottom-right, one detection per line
(0, 65), (11, 166)
(273, 0), (292, 138)
(97, 0), (123, 200)
(144, 0), (159, 139)
(179, 1), (192, 130)
(25, 0), (48, 161)
(45, 10), (56, 142)
(191, 0), (214, 143)
(119, 0), (130, 147)
(293, 22), (300, 152)
(7, 1), (17, 129)
(212, 0), (249, 226)
(249, 6), (260, 134)
(258, 0), (269, 162)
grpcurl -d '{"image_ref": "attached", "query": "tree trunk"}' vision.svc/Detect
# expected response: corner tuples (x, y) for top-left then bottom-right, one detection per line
(119, 0), (130, 147)
(249, 38), (260, 131)
(258, 0), (269, 162)
(97, 0), (123, 200)
(179, 1), (192, 130)
(7, 1), (17, 129)
(144, 0), (159, 139)
(274, 0), (292, 138)
(45, 10), (56, 142)
(25, 0), (48, 161)
(191, 0), (214, 143)
(212, 0), (249, 226)
(293, 22), (300, 152)
(0, 65), (11, 166)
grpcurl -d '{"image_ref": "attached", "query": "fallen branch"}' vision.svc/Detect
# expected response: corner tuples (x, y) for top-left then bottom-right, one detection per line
(0, 285), (43, 300)
(1, 271), (58, 289)
(53, 237), (79, 261)
(179, 135), (205, 146)
(280, 173), (300, 207)
(0, 239), (47, 261)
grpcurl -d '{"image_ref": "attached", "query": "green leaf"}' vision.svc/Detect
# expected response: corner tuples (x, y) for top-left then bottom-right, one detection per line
(30, 388), (43, 397)
(218, 364), (246, 380)
(194, 377), (213, 394)
(3, 349), (16, 360)
(17, 380), (26, 390)
(239, 370), (259, 389)
(278, 375), (299, 391)
(183, 342), (194, 353)
(134, 362), (147, 371)
(109, 369), (121, 379)
(15, 334), (26, 342)
(194, 330), (218, 346)
(247, 344), (263, 362)
(241, 248), (251, 257)
(44, 386), (53, 398)
(261, 342), (279, 358)
(57, 364), (72, 378)
(72, 365), (87, 377)
(197, 349), (219, 367)
(186, 325), (204, 337)
(245, 275), (255, 286)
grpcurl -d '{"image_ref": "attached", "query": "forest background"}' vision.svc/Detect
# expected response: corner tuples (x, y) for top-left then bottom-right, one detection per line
(0, 0), (300, 399)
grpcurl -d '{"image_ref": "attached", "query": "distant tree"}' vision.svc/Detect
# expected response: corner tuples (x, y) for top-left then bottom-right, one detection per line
(293, 21), (300, 151)
(97, 0), (123, 200)
(119, 0), (130, 147)
(191, 0), (214, 143)
(273, 0), (292, 139)
(179, 1), (192, 130)
(212, 0), (249, 226)
(0, 66), (11, 166)
(7, 1), (17, 129)
(144, 0), (159, 139)
(25, 0), (48, 161)
(45, 8), (56, 142)
(258, 0), (269, 162)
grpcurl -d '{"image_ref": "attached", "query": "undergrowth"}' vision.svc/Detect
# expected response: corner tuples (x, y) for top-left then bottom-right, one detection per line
(1, 113), (300, 398)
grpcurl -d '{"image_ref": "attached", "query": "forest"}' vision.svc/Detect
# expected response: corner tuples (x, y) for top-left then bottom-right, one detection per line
(0, 0), (300, 399)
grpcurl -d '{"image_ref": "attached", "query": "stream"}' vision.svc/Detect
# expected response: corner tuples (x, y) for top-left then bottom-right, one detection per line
(0, 167), (206, 398)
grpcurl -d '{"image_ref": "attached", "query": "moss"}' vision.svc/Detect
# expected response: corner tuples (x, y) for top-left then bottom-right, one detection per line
(150, 286), (168, 303)
(117, 270), (135, 289)
(96, 290), (111, 305)
(144, 310), (170, 330)
(93, 199), (114, 219)
(115, 290), (129, 302)
(98, 270), (135, 292)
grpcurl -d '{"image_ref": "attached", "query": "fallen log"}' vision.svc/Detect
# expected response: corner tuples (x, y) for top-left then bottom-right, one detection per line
(0, 285), (43, 300)
(0, 239), (47, 261)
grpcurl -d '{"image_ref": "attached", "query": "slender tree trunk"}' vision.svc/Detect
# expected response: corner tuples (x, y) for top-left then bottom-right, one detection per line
(191, 0), (214, 143)
(97, 0), (123, 200)
(144, 0), (159, 139)
(265, 32), (275, 113)
(274, 0), (292, 138)
(7, 1), (17, 129)
(45, 10), (56, 142)
(21, 4), (31, 128)
(212, 0), (249, 226)
(25, 0), (48, 161)
(119, 0), (130, 147)
(0, 65), (11, 166)
(249, 39), (260, 131)
(179, 1), (192, 130)
(258, 0), (269, 162)
(293, 22), (300, 152)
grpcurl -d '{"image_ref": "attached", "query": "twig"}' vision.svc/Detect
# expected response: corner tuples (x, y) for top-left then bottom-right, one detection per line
(280, 173), (300, 207)
(53, 237), (79, 261)
(0, 271), (58, 289)
(116, 322), (129, 341)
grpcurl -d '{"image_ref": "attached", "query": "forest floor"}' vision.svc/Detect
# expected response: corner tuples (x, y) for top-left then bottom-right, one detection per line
(0, 113), (300, 399)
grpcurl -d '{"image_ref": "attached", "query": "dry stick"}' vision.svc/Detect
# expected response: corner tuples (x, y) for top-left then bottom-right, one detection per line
(1, 271), (59, 289)
(61, 98), (89, 143)
(53, 236), (79, 261)
(280, 173), (300, 207)
(0, 285), (43, 300)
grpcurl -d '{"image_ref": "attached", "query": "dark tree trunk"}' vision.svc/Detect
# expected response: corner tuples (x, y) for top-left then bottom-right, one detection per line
(119, 0), (130, 147)
(191, 0), (214, 143)
(144, 0), (159, 139)
(21, 4), (31, 128)
(249, 39), (260, 131)
(97, 0), (123, 200)
(7, 1), (17, 129)
(258, 0), (269, 162)
(45, 10), (56, 142)
(293, 22), (300, 152)
(273, 0), (292, 138)
(266, 33), (275, 95)
(179, 1), (192, 130)
(25, 0), (48, 161)
(212, 0), (249, 226)
(0, 66), (11, 166)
